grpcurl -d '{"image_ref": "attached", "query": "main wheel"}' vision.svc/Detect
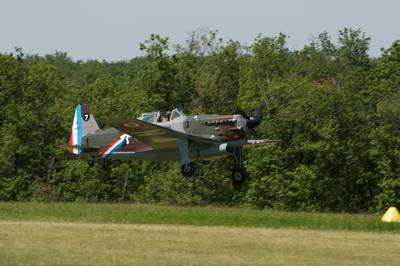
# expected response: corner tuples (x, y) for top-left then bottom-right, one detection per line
(181, 162), (197, 177)
(88, 158), (95, 168)
(231, 167), (246, 185)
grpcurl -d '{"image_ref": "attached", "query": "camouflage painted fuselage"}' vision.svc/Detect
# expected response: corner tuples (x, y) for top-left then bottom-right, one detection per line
(83, 113), (249, 161)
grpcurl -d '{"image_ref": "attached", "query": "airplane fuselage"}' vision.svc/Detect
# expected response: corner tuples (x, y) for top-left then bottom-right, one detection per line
(82, 113), (248, 161)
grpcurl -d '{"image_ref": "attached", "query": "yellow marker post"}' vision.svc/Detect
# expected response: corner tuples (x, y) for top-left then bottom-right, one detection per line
(381, 207), (400, 222)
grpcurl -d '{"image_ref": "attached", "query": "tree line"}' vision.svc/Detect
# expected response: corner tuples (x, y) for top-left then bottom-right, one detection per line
(0, 28), (399, 212)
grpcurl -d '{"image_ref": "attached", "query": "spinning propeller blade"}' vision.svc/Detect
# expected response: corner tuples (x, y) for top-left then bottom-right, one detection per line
(240, 96), (269, 129)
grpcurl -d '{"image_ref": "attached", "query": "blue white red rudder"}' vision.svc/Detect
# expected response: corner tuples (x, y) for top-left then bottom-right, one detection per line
(69, 103), (100, 155)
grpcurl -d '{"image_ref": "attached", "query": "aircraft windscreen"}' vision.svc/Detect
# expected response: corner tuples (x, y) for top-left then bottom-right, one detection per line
(138, 112), (159, 123)
(170, 109), (185, 120)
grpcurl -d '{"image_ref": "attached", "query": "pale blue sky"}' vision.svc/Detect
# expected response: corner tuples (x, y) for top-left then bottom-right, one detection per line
(1, 0), (399, 61)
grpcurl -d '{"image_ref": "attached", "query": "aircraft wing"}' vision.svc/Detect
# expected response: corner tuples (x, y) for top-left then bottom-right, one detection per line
(108, 117), (215, 151)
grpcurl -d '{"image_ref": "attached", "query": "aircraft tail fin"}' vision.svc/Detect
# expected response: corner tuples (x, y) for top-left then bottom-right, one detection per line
(68, 103), (100, 155)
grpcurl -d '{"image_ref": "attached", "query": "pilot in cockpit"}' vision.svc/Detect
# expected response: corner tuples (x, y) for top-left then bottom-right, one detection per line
(161, 111), (171, 122)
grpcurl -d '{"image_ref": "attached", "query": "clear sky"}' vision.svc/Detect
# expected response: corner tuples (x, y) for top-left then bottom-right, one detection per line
(1, 0), (399, 61)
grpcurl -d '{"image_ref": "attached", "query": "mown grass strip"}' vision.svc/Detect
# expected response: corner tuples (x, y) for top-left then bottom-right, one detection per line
(2, 220), (399, 266)
(0, 202), (399, 232)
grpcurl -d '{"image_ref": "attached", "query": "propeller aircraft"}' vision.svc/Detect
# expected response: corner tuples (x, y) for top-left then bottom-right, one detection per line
(66, 97), (279, 185)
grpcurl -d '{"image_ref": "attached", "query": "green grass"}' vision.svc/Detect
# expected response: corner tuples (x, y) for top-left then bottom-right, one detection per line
(0, 201), (399, 232)
(2, 220), (400, 266)
(1, 202), (400, 265)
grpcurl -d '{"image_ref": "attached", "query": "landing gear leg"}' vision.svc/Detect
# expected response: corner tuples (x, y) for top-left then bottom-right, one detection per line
(178, 139), (197, 177)
(231, 148), (246, 186)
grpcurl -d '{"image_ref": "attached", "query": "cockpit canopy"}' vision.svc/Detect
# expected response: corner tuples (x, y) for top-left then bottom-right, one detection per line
(137, 109), (185, 123)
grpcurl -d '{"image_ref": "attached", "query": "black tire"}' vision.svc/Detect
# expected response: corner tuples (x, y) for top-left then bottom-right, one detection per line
(181, 162), (196, 177)
(88, 159), (95, 168)
(231, 167), (246, 185)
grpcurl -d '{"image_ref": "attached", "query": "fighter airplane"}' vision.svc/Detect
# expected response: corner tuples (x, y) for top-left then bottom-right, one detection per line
(66, 98), (279, 185)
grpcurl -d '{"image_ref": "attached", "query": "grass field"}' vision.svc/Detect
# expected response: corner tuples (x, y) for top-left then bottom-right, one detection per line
(0, 202), (399, 265)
